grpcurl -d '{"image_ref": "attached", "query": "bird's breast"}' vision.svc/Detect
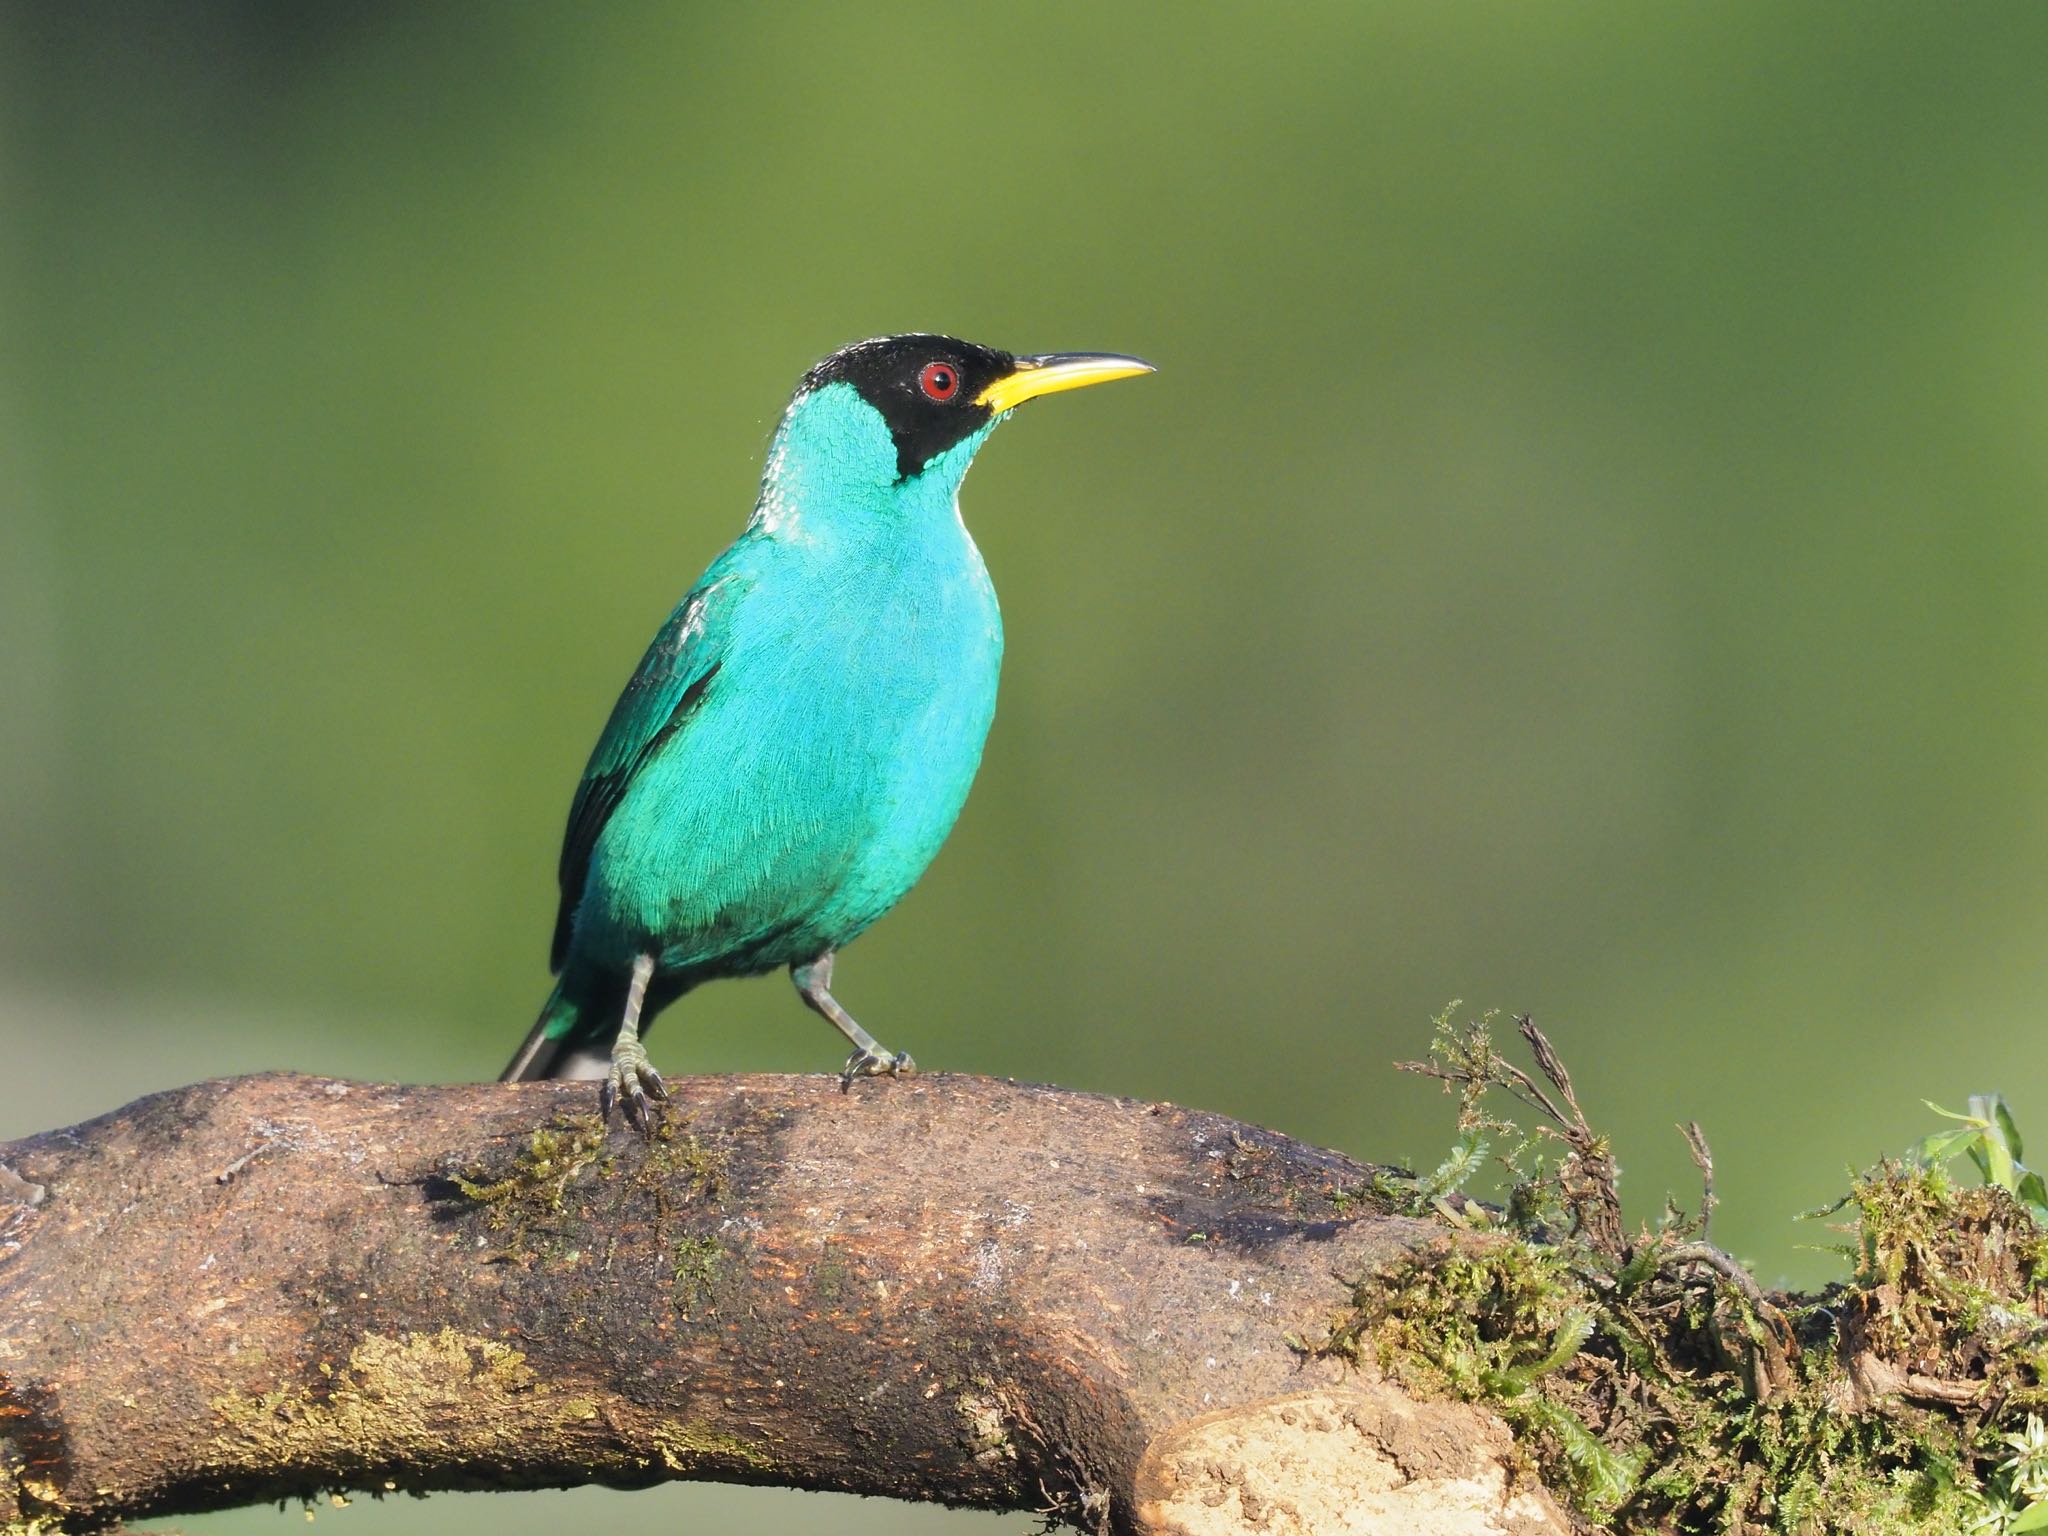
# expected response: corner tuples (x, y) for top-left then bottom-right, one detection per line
(582, 520), (1003, 966)
(780, 533), (1002, 751)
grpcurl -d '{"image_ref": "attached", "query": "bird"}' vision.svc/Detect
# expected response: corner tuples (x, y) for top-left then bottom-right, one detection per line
(501, 334), (1154, 1122)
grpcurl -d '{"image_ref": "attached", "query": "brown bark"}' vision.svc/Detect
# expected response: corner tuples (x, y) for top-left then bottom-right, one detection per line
(0, 1072), (1569, 1535)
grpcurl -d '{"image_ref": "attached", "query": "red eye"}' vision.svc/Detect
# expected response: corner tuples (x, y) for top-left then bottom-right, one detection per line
(918, 361), (960, 401)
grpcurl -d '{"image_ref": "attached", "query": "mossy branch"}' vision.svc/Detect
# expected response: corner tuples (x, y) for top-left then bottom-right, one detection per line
(2, 1044), (2043, 1536)
(0, 1072), (1574, 1536)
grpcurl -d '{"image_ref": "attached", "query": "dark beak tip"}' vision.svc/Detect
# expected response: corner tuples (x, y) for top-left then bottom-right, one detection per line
(1022, 351), (1157, 373)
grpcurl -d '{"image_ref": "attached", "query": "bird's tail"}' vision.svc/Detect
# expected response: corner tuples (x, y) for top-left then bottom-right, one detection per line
(500, 977), (588, 1082)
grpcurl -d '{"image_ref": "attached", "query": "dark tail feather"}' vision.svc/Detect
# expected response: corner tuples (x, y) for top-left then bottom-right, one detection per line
(500, 978), (584, 1082)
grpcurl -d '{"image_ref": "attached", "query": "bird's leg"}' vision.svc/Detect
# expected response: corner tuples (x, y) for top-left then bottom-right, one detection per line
(600, 952), (668, 1129)
(790, 951), (917, 1091)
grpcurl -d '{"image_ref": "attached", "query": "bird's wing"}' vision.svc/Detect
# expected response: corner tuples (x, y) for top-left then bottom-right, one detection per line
(550, 565), (749, 971)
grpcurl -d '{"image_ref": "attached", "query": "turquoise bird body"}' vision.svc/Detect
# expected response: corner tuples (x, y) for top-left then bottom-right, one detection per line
(502, 335), (1152, 1118)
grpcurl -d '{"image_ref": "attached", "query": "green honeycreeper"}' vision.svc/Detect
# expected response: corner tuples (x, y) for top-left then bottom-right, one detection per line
(501, 335), (1153, 1121)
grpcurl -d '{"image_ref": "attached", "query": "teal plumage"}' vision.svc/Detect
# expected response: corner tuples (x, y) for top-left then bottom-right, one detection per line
(501, 335), (1151, 1119)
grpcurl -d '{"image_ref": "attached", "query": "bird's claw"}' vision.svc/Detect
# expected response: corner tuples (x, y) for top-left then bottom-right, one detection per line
(600, 1042), (669, 1131)
(839, 1047), (916, 1092)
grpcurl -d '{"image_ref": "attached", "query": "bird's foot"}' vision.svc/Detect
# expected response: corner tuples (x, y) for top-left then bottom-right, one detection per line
(599, 1039), (668, 1130)
(839, 1047), (916, 1092)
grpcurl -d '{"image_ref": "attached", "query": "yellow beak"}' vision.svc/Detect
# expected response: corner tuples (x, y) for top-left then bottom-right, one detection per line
(974, 351), (1156, 414)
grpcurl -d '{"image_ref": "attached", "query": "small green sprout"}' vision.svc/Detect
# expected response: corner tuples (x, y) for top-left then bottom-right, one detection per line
(1920, 1096), (2048, 1536)
(2003, 1414), (2048, 1501)
(1983, 1413), (2048, 1531)
(1911, 1094), (2048, 1225)
(1970, 1493), (2029, 1536)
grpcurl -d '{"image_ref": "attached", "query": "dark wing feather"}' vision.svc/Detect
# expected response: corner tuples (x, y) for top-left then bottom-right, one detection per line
(550, 573), (742, 970)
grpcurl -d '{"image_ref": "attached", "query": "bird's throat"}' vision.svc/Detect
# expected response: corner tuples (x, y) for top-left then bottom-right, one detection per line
(753, 383), (997, 542)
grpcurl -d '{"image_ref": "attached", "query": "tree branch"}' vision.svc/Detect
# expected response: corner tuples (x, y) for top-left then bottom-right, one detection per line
(0, 1073), (1569, 1536)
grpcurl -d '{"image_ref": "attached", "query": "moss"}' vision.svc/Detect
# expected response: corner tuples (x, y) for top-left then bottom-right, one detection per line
(614, 1120), (728, 1317)
(1312, 1240), (1644, 1520)
(1304, 1184), (2044, 1532)
(669, 1236), (722, 1317)
(813, 1246), (849, 1300)
(1848, 1161), (2048, 1373)
(639, 1120), (725, 1204)
(451, 1115), (610, 1260)
(1318, 1008), (2048, 1533)
(449, 1111), (729, 1284)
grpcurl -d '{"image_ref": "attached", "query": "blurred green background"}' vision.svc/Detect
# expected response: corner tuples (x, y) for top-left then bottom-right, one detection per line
(5, 3), (2048, 1531)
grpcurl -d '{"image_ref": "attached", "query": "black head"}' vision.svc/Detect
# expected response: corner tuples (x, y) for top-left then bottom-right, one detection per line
(800, 334), (1017, 479)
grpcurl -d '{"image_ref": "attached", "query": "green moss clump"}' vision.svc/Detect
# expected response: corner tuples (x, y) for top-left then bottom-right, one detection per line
(669, 1236), (722, 1317)
(1848, 1160), (2048, 1375)
(1318, 1006), (2048, 1534)
(813, 1247), (849, 1300)
(625, 1120), (728, 1317)
(452, 1114), (610, 1259)
(641, 1121), (725, 1204)
(1314, 1240), (1643, 1520)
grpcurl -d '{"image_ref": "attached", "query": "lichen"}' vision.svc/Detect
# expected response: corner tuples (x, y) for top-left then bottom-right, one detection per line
(959, 1387), (1016, 1466)
(2, 1372), (70, 1530)
(203, 1330), (774, 1508)
(209, 1329), (561, 1481)
(650, 1422), (770, 1472)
